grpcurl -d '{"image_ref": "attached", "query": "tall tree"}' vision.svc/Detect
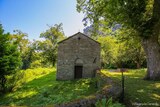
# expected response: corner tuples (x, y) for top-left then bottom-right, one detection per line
(0, 24), (21, 92)
(77, 0), (160, 80)
(40, 23), (65, 66)
(12, 30), (30, 69)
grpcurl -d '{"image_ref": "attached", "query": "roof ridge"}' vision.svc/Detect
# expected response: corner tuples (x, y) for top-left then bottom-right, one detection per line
(58, 32), (100, 44)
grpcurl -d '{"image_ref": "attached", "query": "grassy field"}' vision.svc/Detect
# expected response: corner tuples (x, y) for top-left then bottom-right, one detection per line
(0, 68), (97, 106)
(102, 69), (160, 107)
(1, 68), (159, 106)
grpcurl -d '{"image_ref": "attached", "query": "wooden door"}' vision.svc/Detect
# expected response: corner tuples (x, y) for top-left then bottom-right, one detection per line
(74, 66), (82, 79)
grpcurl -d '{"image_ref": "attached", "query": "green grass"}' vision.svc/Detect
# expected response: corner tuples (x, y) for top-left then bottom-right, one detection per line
(1, 68), (159, 106)
(0, 68), (97, 106)
(101, 69), (160, 106)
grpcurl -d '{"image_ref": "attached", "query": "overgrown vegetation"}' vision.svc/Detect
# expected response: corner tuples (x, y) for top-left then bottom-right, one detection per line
(0, 67), (97, 106)
(95, 98), (125, 107)
(102, 69), (160, 106)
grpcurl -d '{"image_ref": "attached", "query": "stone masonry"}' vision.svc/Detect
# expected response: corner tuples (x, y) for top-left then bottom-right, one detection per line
(56, 32), (100, 80)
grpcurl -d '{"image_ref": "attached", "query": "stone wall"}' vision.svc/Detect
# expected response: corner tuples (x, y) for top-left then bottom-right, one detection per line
(56, 32), (101, 80)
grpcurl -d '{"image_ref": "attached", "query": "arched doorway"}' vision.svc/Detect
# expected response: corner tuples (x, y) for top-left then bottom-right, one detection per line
(74, 58), (83, 79)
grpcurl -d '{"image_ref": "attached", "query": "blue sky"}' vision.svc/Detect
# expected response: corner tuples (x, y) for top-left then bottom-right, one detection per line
(0, 0), (85, 40)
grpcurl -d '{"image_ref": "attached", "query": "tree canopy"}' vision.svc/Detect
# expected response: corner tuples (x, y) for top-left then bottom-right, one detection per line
(40, 23), (65, 66)
(77, 0), (160, 80)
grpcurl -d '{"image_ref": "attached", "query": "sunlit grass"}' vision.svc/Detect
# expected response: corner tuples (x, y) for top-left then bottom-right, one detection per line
(0, 67), (97, 106)
(101, 69), (160, 106)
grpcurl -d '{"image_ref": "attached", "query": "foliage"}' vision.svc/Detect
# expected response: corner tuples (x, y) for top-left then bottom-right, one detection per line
(97, 34), (146, 69)
(12, 30), (31, 69)
(0, 24), (21, 93)
(77, 0), (160, 80)
(97, 36), (118, 68)
(95, 98), (107, 107)
(95, 98), (125, 107)
(11, 29), (58, 69)
(77, 0), (154, 35)
(28, 40), (44, 68)
(115, 29), (146, 68)
(83, 20), (120, 38)
(0, 67), (97, 106)
(12, 30), (29, 54)
(102, 69), (160, 106)
(83, 18), (146, 69)
(40, 23), (65, 66)
(30, 60), (42, 68)
(11, 30), (54, 69)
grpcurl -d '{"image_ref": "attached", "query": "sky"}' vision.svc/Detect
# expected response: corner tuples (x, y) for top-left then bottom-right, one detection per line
(0, 0), (85, 40)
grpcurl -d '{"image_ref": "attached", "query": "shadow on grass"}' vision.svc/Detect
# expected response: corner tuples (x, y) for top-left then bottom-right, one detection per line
(0, 71), (97, 106)
(103, 69), (160, 106)
(124, 76), (160, 105)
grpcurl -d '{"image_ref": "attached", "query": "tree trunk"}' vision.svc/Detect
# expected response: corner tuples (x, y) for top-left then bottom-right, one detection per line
(136, 62), (141, 69)
(141, 36), (160, 80)
(140, 0), (160, 81)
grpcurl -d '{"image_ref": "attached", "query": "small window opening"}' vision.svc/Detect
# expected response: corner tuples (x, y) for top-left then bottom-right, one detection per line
(78, 37), (81, 40)
(93, 58), (97, 63)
